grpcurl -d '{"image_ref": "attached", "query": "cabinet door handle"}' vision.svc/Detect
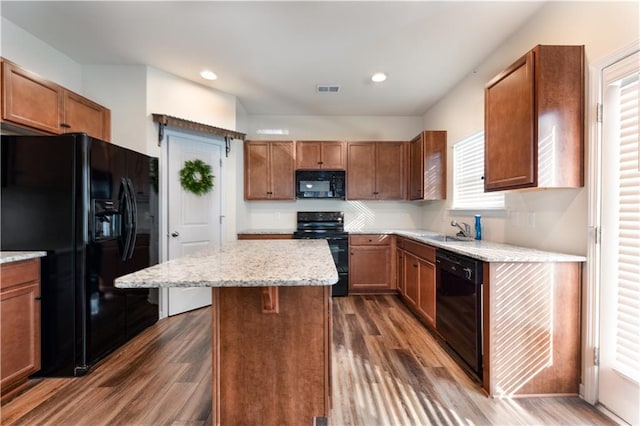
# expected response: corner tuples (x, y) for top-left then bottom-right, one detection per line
(60, 123), (71, 129)
(35, 296), (42, 300)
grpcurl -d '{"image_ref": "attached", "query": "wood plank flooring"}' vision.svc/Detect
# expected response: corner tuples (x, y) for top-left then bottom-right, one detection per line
(1, 295), (613, 425)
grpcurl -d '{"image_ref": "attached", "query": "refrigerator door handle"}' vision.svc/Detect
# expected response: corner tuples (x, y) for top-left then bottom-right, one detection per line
(125, 178), (138, 260)
(119, 178), (134, 261)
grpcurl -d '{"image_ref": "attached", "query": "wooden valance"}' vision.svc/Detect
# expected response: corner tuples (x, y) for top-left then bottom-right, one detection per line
(152, 114), (245, 153)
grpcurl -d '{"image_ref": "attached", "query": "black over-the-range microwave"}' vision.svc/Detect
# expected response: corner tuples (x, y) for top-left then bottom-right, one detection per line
(295, 170), (346, 199)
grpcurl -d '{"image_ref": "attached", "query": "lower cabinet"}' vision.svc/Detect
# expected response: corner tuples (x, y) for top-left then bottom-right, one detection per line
(349, 234), (396, 294)
(397, 238), (436, 328)
(0, 258), (41, 394)
(417, 257), (436, 327)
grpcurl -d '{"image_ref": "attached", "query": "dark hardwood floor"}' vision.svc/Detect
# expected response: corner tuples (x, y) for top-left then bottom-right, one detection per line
(1, 295), (613, 425)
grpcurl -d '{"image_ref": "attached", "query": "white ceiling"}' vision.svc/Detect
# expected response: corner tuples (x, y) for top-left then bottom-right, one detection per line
(1, 1), (545, 116)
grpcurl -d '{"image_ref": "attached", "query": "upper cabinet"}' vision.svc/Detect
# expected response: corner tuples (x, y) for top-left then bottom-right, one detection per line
(2, 59), (63, 134)
(409, 131), (447, 200)
(295, 141), (346, 170)
(347, 141), (406, 200)
(484, 45), (584, 191)
(62, 90), (111, 142)
(244, 140), (295, 200)
(1, 58), (111, 141)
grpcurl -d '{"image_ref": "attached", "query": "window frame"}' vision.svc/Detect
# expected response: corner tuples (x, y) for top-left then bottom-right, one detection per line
(450, 130), (506, 215)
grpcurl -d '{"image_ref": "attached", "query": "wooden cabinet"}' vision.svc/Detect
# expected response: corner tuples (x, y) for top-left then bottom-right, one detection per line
(417, 256), (436, 326)
(347, 142), (406, 200)
(396, 239), (405, 296)
(349, 234), (396, 294)
(1, 58), (111, 141)
(484, 261), (582, 397)
(402, 252), (419, 308)
(244, 140), (295, 200)
(2, 59), (63, 134)
(409, 131), (447, 200)
(1, 258), (41, 394)
(63, 90), (111, 141)
(398, 238), (436, 328)
(484, 45), (584, 191)
(295, 141), (346, 170)
(213, 285), (331, 423)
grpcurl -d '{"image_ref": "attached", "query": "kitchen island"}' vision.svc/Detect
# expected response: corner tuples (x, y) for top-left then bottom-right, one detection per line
(115, 239), (338, 425)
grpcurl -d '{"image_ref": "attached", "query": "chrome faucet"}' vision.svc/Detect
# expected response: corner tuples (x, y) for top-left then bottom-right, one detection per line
(450, 220), (472, 238)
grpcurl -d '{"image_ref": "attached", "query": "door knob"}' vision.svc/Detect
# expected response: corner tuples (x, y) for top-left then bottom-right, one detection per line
(171, 231), (180, 237)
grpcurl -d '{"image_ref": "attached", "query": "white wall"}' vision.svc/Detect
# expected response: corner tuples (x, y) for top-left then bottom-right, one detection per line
(421, 1), (639, 255)
(0, 17), (82, 93)
(83, 65), (147, 152)
(247, 115), (422, 141)
(239, 115), (424, 231)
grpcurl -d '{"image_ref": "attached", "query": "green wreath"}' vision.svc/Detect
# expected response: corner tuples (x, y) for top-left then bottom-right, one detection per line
(179, 159), (214, 196)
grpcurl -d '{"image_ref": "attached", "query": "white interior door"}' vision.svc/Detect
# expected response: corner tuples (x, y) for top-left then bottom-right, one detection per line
(598, 50), (640, 425)
(166, 131), (223, 316)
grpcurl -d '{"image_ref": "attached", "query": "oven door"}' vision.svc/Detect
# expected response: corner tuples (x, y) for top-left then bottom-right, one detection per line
(293, 233), (349, 297)
(326, 237), (349, 297)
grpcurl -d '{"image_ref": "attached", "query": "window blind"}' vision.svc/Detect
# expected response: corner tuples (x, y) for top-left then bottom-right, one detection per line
(453, 131), (505, 209)
(615, 73), (640, 382)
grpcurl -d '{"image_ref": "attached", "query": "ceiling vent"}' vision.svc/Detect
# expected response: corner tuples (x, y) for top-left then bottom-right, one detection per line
(316, 84), (340, 94)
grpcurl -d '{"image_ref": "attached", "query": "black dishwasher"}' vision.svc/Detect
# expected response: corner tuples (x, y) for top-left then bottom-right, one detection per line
(436, 249), (483, 379)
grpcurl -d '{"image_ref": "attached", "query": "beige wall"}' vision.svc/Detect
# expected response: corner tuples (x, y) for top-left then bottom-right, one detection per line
(421, 1), (639, 255)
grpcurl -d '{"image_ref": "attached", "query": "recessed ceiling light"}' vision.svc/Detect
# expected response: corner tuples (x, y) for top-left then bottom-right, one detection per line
(200, 70), (218, 81)
(371, 72), (387, 83)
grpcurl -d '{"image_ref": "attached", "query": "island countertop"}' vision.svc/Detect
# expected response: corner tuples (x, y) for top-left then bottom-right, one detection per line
(115, 239), (338, 288)
(0, 251), (47, 264)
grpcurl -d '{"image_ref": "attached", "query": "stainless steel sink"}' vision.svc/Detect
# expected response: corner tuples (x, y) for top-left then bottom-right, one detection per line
(422, 234), (475, 242)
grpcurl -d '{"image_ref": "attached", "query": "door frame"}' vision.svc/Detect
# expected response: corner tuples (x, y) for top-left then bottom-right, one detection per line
(158, 128), (226, 319)
(584, 39), (639, 407)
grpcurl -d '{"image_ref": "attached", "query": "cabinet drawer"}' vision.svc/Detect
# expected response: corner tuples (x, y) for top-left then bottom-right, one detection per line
(403, 240), (435, 263)
(349, 234), (391, 246)
(0, 259), (40, 290)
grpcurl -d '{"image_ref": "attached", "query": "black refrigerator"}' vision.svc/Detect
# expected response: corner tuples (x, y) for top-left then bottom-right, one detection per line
(1, 133), (159, 377)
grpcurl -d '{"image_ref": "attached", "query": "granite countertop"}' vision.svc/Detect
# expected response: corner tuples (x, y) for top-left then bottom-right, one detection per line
(237, 229), (295, 235)
(115, 239), (338, 288)
(0, 251), (47, 264)
(393, 230), (586, 262)
(235, 227), (586, 262)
